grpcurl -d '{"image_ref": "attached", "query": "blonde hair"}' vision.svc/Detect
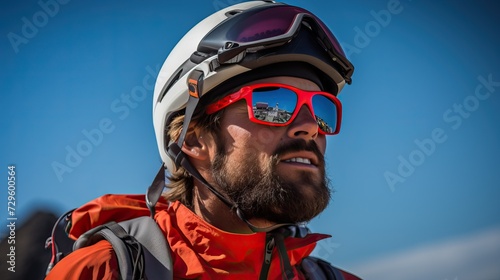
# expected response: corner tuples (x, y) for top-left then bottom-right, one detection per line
(162, 109), (223, 206)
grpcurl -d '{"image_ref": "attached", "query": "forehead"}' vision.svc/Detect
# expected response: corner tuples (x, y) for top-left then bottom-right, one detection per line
(240, 76), (321, 91)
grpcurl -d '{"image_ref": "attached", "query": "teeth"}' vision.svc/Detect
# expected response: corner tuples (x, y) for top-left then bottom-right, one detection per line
(284, 158), (312, 164)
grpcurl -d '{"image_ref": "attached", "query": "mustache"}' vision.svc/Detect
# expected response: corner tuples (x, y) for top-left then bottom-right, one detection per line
(272, 139), (325, 165)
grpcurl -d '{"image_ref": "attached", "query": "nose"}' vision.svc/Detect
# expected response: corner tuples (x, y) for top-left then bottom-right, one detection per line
(287, 105), (319, 140)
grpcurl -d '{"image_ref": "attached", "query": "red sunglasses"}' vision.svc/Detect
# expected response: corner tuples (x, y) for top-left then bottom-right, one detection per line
(206, 83), (342, 135)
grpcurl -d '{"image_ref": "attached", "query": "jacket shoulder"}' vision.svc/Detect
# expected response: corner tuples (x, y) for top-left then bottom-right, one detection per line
(45, 240), (119, 280)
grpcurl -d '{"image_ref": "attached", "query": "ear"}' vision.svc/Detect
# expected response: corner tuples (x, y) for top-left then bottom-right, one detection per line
(181, 128), (209, 161)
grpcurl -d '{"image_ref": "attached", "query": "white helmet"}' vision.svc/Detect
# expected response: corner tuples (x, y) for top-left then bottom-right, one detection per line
(152, 0), (354, 172)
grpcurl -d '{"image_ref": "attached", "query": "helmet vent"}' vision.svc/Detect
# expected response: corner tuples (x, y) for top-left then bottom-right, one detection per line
(159, 68), (183, 102)
(225, 9), (242, 17)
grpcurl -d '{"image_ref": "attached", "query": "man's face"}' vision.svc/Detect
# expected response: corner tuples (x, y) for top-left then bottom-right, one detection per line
(209, 76), (331, 224)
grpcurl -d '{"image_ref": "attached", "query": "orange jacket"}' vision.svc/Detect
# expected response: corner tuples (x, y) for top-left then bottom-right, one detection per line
(45, 194), (354, 280)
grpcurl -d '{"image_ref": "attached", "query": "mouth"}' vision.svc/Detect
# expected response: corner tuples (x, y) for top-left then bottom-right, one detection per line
(279, 153), (319, 168)
(283, 157), (312, 165)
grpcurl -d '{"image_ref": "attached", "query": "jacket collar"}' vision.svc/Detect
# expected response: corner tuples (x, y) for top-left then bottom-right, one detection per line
(156, 201), (331, 279)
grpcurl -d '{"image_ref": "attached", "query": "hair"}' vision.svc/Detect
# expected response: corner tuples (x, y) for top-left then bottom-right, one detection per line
(162, 106), (224, 207)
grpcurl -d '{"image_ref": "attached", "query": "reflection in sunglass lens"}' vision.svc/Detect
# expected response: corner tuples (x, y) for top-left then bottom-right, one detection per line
(249, 86), (338, 134)
(251, 87), (297, 124)
(312, 95), (337, 134)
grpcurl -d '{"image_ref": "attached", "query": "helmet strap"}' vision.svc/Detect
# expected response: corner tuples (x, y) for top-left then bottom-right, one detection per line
(147, 70), (205, 217)
(176, 70), (204, 147)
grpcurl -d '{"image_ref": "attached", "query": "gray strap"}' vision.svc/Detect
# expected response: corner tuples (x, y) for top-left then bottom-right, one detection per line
(74, 223), (134, 279)
(74, 217), (173, 280)
(118, 217), (173, 280)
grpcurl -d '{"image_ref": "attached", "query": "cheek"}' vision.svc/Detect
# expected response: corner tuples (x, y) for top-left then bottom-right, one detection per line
(224, 124), (279, 163)
(317, 136), (327, 154)
(221, 102), (282, 154)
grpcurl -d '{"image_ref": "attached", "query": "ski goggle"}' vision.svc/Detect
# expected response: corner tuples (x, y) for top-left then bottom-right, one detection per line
(199, 4), (354, 84)
(206, 83), (342, 135)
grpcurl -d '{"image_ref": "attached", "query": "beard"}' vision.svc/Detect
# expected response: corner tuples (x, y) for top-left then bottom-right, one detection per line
(210, 136), (331, 225)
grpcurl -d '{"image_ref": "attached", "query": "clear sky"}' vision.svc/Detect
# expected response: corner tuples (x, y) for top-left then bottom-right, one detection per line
(1, 1), (499, 279)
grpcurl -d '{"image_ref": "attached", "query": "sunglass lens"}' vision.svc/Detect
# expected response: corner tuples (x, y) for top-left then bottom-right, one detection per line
(251, 87), (297, 124)
(312, 95), (338, 134)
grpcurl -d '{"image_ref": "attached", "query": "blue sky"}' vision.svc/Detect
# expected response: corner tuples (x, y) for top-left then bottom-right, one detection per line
(1, 1), (499, 279)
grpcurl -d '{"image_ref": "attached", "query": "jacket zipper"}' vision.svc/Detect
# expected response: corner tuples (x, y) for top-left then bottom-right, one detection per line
(259, 236), (275, 280)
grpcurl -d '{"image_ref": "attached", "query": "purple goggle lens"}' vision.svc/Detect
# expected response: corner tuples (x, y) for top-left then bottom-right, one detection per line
(227, 6), (345, 56)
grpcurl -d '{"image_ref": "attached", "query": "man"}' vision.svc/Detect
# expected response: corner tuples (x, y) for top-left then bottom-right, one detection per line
(46, 1), (359, 279)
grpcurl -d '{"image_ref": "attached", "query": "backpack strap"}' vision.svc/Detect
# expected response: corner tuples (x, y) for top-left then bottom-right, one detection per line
(300, 256), (362, 280)
(74, 216), (173, 280)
